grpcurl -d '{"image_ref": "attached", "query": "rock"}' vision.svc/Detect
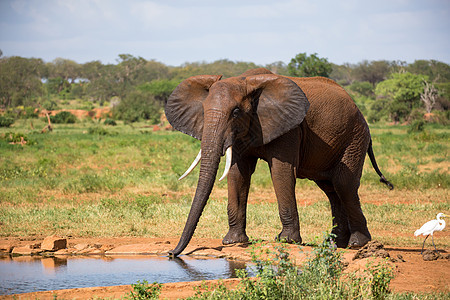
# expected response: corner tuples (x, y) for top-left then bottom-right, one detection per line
(396, 254), (406, 262)
(11, 245), (41, 255)
(0, 242), (15, 253)
(105, 244), (155, 255)
(74, 243), (89, 251)
(54, 248), (72, 255)
(353, 240), (390, 260)
(422, 249), (442, 261)
(41, 236), (67, 251)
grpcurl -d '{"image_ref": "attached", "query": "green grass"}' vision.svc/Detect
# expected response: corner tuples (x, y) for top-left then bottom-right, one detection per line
(0, 120), (449, 249)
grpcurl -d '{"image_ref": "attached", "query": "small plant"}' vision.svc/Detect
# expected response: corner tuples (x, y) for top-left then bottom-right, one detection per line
(408, 119), (425, 133)
(0, 116), (15, 127)
(87, 126), (117, 136)
(368, 260), (394, 300)
(188, 231), (395, 299)
(2, 132), (35, 145)
(50, 111), (77, 124)
(128, 280), (162, 300)
(104, 118), (117, 126)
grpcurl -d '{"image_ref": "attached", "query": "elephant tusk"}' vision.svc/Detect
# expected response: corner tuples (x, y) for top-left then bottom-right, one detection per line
(219, 147), (232, 181)
(178, 150), (202, 181)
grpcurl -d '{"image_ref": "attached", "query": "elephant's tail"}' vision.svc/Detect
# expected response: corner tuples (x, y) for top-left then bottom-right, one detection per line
(368, 139), (394, 190)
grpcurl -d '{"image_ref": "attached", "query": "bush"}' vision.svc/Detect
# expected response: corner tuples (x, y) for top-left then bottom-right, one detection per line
(408, 120), (426, 133)
(113, 90), (162, 123)
(0, 116), (15, 127)
(186, 231), (395, 300)
(127, 280), (162, 300)
(2, 132), (35, 145)
(349, 81), (374, 97)
(104, 118), (117, 126)
(88, 126), (117, 136)
(50, 111), (77, 124)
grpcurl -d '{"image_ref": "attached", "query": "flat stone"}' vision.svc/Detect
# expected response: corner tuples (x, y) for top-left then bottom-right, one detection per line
(0, 241), (15, 253)
(105, 244), (155, 255)
(41, 236), (67, 251)
(11, 246), (41, 255)
(54, 249), (72, 255)
(74, 243), (89, 251)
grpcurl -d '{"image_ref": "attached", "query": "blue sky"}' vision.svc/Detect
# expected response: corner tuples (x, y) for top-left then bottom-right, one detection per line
(1, 0), (449, 66)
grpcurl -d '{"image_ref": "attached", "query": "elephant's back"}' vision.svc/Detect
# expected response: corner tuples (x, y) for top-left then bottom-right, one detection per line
(290, 77), (370, 177)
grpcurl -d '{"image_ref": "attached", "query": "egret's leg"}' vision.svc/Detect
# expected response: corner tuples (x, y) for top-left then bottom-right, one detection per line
(421, 235), (429, 254)
(431, 235), (439, 253)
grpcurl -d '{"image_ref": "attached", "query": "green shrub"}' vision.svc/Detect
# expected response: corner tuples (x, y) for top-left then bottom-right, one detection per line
(113, 90), (161, 123)
(186, 231), (395, 300)
(50, 111), (77, 124)
(128, 280), (162, 300)
(104, 118), (117, 126)
(0, 116), (15, 127)
(1, 132), (35, 145)
(88, 126), (117, 136)
(408, 120), (425, 133)
(349, 81), (374, 97)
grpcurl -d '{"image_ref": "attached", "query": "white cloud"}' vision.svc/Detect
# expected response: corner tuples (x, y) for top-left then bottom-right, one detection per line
(1, 0), (449, 65)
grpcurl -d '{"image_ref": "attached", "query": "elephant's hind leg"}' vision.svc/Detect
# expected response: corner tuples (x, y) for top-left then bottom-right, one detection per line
(223, 156), (257, 245)
(333, 173), (371, 248)
(315, 180), (351, 248)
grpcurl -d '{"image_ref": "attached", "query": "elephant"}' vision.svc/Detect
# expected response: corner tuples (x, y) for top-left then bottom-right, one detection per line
(165, 68), (393, 257)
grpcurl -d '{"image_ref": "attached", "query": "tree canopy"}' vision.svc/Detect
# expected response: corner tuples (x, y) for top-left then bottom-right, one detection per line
(0, 51), (448, 124)
(287, 53), (332, 77)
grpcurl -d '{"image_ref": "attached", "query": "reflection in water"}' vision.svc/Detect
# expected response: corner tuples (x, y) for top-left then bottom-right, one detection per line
(41, 257), (68, 274)
(0, 255), (250, 295)
(171, 257), (247, 280)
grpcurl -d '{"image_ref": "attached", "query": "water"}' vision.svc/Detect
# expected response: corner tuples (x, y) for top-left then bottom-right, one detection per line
(0, 255), (249, 295)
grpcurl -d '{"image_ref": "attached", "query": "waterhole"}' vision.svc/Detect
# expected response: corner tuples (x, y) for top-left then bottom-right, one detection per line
(0, 255), (249, 295)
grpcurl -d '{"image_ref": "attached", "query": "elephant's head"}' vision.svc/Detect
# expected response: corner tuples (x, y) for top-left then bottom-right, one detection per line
(165, 69), (309, 257)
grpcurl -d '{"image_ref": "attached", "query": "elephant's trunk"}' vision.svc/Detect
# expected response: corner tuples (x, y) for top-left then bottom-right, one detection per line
(169, 111), (226, 257)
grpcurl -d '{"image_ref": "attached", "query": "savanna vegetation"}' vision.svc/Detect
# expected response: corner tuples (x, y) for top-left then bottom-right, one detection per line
(0, 119), (448, 247)
(0, 51), (449, 298)
(0, 51), (449, 125)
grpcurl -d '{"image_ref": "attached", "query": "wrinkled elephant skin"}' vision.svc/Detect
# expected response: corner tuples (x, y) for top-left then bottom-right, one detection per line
(165, 68), (393, 257)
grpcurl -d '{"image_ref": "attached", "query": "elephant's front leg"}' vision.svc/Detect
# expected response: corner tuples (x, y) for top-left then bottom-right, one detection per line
(222, 156), (257, 245)
(270, 158), (302, 244)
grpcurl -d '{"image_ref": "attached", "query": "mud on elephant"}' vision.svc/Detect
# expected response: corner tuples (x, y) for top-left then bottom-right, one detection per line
(165, 68), (393, 257)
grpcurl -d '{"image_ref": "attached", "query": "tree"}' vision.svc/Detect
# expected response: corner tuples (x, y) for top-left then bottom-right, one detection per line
(407, 60), (450, 83)
(0, 56), (45, 108)
(287, 53), (332, 77)
(48, 58), (81, 84)
(329, 63), (353, 85)
(352, 60), (394, 86)
(137, 79), (181, 103)
(374, 72), (426, 122)
(265, 61), (289, 75)
(113, 90), (161, 123)
(421, 80), (438, 114)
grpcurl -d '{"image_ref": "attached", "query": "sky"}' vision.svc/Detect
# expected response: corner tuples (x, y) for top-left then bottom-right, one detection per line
(1, 0), (449, 66)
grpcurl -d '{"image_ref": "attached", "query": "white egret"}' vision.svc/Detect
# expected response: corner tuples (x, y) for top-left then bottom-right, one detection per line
(414, 213), (447, 254)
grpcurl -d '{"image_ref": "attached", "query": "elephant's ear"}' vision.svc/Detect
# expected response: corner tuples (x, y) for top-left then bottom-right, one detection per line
(165, 75), (222, 140)
(246, 74), (310, 145)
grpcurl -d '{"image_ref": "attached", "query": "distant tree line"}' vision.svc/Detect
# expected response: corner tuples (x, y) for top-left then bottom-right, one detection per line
(0, 50), (448, 124)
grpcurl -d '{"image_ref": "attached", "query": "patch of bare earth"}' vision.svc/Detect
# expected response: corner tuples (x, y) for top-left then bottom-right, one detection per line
(0, 237), (448, 299)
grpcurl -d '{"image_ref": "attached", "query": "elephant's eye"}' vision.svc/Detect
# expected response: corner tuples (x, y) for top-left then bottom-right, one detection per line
(232, 107), (241, 118)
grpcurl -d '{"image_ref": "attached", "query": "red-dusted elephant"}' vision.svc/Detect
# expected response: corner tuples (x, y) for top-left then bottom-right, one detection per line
(165, 68), (393, 257)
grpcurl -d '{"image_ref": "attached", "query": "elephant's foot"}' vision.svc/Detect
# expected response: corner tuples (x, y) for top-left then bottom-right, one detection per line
(276, 229), (302, 244)
(331, 228), (351, 248)
(348, 231), (371, 249)
(222, 230), (249, 245)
